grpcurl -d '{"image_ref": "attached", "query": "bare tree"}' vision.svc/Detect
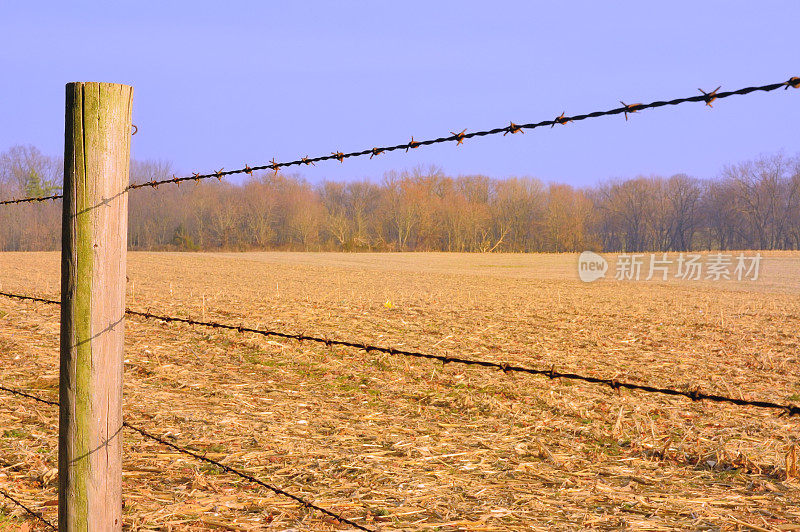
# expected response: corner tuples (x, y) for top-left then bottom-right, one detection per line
(0, 145), (62, 199)
(665, 174), (701, 251)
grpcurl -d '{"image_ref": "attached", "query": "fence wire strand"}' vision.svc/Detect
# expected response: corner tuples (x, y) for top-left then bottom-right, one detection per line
(1, 290), (798, 417)
(0, 487), (57, 530)
(122, 422), (374, 531)
(0, 383), (374, 532)
(1, 76), (797, 206)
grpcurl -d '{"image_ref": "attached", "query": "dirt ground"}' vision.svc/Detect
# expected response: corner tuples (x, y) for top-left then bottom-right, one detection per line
(1, 251), (799, 531)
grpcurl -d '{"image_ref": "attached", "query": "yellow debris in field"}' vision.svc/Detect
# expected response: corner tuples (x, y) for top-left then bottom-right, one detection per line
(787, 445), (798, 480)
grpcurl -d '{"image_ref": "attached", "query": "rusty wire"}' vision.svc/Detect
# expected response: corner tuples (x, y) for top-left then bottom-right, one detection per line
(0, 292), (59, 307)
(0, 487), (57, 530)
(0, 75), (797, 207)
(0, 193), (63, 206)
(1, 290), (798, 417)
(0, 383), (374, 532)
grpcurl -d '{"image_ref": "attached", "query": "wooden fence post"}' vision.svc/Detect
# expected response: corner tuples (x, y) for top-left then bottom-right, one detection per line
(59, 82), (132, 531)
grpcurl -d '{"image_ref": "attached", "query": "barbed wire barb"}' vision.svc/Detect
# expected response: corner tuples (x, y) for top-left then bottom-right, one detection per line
(699, 86), (722, 107)
(450, 128), (467, 145)
(620, 101), (642, 121)
(552, 112), (569, 127)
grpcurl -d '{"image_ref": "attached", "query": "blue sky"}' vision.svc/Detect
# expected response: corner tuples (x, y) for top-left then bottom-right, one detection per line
(0, 1), (798, 186)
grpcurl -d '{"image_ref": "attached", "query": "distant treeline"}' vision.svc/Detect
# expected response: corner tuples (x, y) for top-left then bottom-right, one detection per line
(1, 145), (799, 252)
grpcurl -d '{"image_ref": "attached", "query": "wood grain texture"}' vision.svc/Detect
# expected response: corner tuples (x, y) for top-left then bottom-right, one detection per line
(59, 82), (132, 531)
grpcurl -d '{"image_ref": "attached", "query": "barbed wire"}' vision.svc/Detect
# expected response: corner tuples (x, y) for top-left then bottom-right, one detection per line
(122, 422), (373, 531)
(2, 290), (798, 417)
(0, 487), (57, 530)
(123, 310), (800, 417)
(1, 76), (797, 207)
(0, 384), (58, 406)
(0, 383), (374, 532)
(0, 193), (62, 206)
(0, 291), (59, 306)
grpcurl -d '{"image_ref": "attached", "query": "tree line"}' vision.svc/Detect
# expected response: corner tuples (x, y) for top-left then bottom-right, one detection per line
(1, 144), (798, 252)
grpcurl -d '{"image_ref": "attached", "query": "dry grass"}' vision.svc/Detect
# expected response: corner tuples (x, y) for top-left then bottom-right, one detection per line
(1, 251), (799, 531)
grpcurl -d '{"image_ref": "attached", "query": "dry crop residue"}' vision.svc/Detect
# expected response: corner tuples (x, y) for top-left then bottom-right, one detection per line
(1, 251), (799, 530)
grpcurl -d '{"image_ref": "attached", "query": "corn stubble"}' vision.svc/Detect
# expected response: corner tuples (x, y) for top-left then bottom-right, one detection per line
(0, 250), (799, 530)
